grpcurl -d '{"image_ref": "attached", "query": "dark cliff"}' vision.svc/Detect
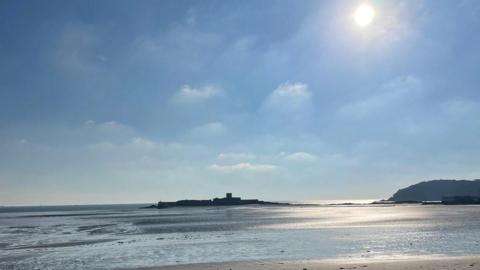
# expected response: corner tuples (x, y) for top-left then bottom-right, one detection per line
(389, 179), (480, 202)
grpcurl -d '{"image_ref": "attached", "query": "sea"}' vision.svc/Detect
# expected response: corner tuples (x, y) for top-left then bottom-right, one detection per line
(1, 201), (480, 269)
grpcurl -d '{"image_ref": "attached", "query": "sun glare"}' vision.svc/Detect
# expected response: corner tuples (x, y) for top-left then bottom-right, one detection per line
(354, 4), (375, 27)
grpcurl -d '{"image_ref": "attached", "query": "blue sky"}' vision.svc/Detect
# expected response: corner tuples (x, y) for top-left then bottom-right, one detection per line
(1, 0), (480, 205)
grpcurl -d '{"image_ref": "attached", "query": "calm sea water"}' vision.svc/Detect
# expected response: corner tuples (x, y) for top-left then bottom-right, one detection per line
(1, 202), (480, 269)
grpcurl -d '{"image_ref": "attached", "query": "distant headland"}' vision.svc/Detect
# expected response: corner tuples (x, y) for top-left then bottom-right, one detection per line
(143, 193), (290, 209)
(384, 179), (480, 205)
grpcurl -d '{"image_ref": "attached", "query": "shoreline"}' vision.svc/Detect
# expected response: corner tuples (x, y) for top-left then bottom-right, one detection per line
(126, 255), (480, 270)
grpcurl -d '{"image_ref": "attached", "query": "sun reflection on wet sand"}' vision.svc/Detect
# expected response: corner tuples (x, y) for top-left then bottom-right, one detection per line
(260, 204), (434, 229)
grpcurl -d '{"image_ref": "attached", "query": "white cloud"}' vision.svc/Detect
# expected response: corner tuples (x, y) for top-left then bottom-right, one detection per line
(263, 82), (311, 108)
(130, 137), (158, 149)
(208, 162), (276, 173)
(260, 82), (313, 126)
(84, 120), (129, 130)
(84, 120), (96, 126)
(87, 136), (192, 154)
(172, 84), (222, 103)
(284, 152), (318, 162)
(79, 120), (135, 144)
(217, 152), (255, 161)
(99, 121), (126, 129)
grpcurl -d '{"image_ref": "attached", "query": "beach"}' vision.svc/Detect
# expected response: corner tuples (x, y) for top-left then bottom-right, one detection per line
(133, 256), (480, 270)
(2, 204), (480, 269)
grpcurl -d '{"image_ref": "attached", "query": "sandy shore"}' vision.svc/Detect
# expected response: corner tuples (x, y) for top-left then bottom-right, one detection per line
(129, 256), (480, 270)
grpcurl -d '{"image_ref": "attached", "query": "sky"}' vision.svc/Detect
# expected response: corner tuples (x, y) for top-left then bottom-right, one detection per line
(1, 0), (480, 205)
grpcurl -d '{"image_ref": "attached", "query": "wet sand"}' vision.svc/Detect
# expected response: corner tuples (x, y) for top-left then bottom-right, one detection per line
(7, 238), (118, 250)
(129, 256), (480, 270)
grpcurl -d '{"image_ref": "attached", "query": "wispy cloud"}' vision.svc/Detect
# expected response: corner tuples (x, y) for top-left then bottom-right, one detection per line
(208, 162), (276, 173)
(172, 84), (223, 103)
(188, 122), (226, 137)
(284, 152), (318, 162)
(260, 82), (313, 126)
(338, 75), (424, 118)
(217, 152), (256, 161)
(263, 82), (311, 107)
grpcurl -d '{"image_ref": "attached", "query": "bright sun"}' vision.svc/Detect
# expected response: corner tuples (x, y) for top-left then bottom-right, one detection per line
(354, 4), (375, 27)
